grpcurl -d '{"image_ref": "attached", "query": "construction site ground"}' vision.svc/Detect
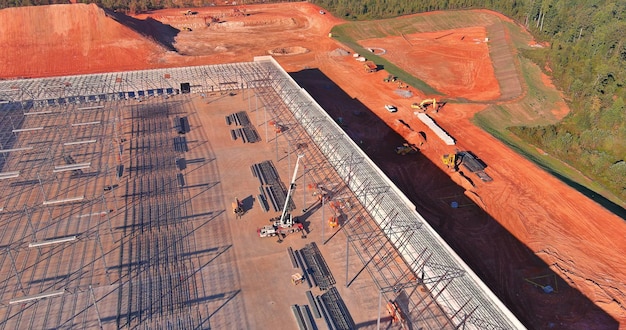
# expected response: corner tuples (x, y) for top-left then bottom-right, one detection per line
(188, 91), (415, 329)
(0, 88), (440, 329)
(1, 2), (625, 329)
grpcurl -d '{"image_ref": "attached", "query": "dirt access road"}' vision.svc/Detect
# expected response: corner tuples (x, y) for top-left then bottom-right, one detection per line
(1, 2), (625, 329)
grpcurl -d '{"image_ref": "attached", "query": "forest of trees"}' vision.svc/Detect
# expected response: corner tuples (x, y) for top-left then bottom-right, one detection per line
(0, 0), (624, 201)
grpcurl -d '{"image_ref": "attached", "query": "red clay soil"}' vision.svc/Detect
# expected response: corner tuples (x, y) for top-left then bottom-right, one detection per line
(0, 4), (167, 77)
(0, 3), (342, 78)
(1, 3), (625, 329)
(360, 27), (500, 101)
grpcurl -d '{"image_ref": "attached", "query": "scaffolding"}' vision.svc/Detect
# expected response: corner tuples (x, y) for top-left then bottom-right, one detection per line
(0, 67), (232, 328)
(251, 56), (525, 330)
(0, 58), (523, 329)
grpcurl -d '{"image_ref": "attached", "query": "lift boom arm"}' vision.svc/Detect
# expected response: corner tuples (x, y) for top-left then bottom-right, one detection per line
(278, 154), (304, 225)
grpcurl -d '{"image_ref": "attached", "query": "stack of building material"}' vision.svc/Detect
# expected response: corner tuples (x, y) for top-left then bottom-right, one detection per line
(226, 111), (259, 143)
(250, 160), (293, 213)
(415, 112), (455, 145)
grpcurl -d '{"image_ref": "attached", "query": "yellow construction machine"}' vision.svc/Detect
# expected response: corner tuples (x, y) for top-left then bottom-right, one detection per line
(442, 151), (493, 181)
(328, 216), (339, 228)
(364, 61), (377, 73)
(442, 153), (459, 172)
(411, 98), (443, 112)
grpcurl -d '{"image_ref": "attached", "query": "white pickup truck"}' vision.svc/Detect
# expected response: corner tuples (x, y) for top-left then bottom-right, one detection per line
(385, 105), (397, 113)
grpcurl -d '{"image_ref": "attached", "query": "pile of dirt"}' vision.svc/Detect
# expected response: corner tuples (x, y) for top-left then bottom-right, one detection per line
(329, 48), (350, 56)
(268, 46), (309, 56)
(0, 4), (165, 78)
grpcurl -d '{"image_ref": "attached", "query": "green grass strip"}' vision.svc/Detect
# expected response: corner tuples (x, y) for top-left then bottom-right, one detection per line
(331, 25), (442, 95)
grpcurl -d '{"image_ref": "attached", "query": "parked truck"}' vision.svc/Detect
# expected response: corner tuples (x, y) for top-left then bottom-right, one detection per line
(364, 61), (377, 73)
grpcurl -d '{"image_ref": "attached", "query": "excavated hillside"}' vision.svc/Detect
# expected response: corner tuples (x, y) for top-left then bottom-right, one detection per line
(0, 4), (166, 78)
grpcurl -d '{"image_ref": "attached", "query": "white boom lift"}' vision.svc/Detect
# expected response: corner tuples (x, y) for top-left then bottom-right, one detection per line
(258, 154), (306, 241)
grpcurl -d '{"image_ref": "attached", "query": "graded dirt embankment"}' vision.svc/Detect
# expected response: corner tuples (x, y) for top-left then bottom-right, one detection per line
(360, 26), (500, 101)
(0, 2), (341, 78)
(0, 3), (164, 77)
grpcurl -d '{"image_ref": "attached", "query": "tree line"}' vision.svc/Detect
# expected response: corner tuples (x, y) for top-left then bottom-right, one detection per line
(0, 0), (624, 200)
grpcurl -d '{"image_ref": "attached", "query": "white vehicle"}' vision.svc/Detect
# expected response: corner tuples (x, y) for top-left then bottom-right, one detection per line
(258, 155), (306, 242)
(385, 105), (397, 113)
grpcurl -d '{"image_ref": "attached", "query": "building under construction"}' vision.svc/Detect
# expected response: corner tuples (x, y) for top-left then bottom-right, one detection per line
(0, 56), (524, 329)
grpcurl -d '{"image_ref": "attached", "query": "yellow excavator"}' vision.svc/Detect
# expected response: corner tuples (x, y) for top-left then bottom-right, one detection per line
(442, 153), (460, 172)
(411, 98), (442, 112)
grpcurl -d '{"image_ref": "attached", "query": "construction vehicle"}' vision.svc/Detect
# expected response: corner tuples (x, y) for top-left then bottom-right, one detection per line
(363, 61), (377, 73)
(232, 197), (244, 218)
(524, 274), (558, 294)
(384, 105), (397, 113)
(181, 10), (195, 16)
(411, 98), (443, 112)
(442, 151), (493, 182)
(383, 74), (397, 82)
(291, 273), (304, 285)
(457, 151), (493, 182)
(328, 216), (339, 228)
(258, 154), (306, 241)
(395, 143), (419, 155)
(273, 122), (284, 133)
(442, 153), (460, 172)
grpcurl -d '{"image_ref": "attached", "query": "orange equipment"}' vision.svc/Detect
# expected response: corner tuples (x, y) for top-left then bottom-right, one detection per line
(232, 198), (244, 218)
(291, 273), (304, 285)
(386, 300), (405, 324)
